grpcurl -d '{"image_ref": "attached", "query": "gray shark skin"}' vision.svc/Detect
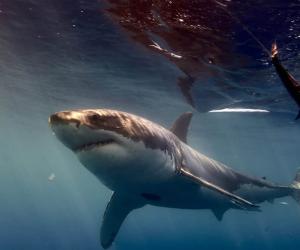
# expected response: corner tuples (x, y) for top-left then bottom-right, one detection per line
(49, 109), (300, 249)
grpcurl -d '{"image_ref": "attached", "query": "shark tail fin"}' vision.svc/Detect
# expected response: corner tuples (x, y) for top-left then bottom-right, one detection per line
(291, 169), (300, 204)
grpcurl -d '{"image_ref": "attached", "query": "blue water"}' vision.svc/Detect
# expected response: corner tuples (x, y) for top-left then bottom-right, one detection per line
(0, 1), (300, 249)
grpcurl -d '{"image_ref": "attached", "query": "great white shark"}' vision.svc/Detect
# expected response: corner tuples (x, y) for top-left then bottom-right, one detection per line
(49, 109), (300, 248)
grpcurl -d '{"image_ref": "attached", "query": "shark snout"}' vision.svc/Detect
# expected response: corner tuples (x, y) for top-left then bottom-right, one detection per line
(49, 111), (82, 128)
(49, 111), (87, 151)
(49, 112), (68, 124)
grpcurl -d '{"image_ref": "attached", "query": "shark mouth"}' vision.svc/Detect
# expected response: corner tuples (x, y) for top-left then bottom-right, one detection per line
(74, 139), (115, 152)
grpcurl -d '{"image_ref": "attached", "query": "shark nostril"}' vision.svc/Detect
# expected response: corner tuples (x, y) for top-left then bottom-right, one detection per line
(49, 112), (69, 125)
(68, 121), (81, 129)
(50, 113), (62, 124)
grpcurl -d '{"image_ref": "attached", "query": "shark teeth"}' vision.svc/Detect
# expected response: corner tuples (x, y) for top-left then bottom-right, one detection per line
(74, 139), (115, 152)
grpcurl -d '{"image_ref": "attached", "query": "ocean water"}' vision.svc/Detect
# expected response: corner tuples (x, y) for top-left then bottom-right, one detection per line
(0, 0), (300, 249)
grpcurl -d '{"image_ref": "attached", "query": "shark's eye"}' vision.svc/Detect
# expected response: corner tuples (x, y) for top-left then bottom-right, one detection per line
(88, 114), (100, 122)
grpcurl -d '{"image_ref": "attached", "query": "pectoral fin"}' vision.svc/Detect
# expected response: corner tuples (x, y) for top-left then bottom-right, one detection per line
(101, 193), (144, 249)
(180, 168), (259, 210)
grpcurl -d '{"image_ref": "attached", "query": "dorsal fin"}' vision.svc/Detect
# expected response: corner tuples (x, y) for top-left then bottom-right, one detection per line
(170, 112), (193, 143)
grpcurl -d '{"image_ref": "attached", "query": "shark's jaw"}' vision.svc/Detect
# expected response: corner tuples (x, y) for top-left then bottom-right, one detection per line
(49, 112), (130, 164)
(49, 121), (121, 154)
(73, 138), (116, 153)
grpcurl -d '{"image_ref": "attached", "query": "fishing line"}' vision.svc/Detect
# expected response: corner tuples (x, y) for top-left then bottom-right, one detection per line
(213, 0), (271, 57)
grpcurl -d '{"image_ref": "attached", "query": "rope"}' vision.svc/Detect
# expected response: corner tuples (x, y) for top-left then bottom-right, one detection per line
(213, 0), (271, 57)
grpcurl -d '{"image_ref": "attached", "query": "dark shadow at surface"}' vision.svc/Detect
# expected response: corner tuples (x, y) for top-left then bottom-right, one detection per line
(103, 0), (300, 112)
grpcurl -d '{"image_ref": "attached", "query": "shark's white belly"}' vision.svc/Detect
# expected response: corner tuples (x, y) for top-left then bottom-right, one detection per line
(77, 139), (176, 191)
(77, 139), (232, 209)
